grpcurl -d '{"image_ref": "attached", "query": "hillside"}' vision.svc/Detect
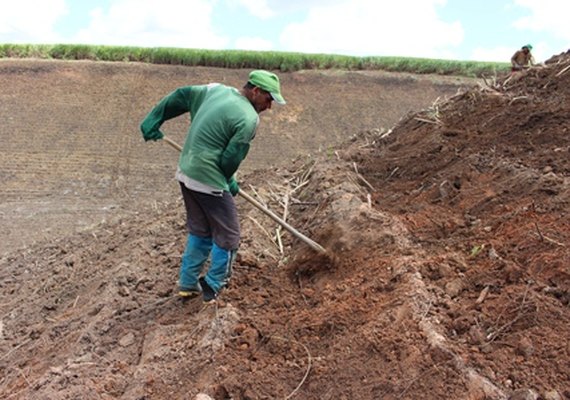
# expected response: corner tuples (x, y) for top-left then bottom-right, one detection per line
(0, 55), (569, 400)
(0, 59), (470, 256)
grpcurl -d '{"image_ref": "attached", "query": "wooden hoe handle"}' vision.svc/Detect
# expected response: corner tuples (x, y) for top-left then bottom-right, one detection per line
(162, 136), (327, 254)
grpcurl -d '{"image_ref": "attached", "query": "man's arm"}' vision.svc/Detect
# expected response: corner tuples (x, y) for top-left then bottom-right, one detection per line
(511, 51), (521, 68)
(140, 87), (197, 141)
(219, 118), (258, 180)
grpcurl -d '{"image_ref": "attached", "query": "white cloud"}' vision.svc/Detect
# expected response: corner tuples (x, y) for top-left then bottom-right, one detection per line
(513, 0), (570, 41)
(264, 0), (346, 14)
(233, 0), (275, 19)
(526, 41), (563, 63)
(471, 46), (515, 63)
(234, 37), (274, 51)
(74, 0), (229, 49)
(279, 0), (463, 58)
(0, 0), (67, 42)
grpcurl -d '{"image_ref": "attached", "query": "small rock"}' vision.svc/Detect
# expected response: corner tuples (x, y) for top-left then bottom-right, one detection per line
(195, 394), (214, 400)
(49, 366), (64, 375)
(516, 337), (534, 358)
(439, 181), (451, 199)
(505, 262), (523, 283)
(118, 286), (130, 297)
(480, 343), (493, 354)
(445, 278), (464, 298)
(119, 332), (136, 347)
(488, 247), (500, 259)
(468, 325), (485, 345)
(509, 388), (538, 400)
(483, 367), (496, 380)
(451, 315), (472, 334)
(543, 390), (562, 400)
(437, 263), (453, 277)
(43, 303), (57, 311)
(543, 166), (553, 174)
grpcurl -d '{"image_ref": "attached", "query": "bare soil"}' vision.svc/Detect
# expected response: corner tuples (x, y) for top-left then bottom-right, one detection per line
(0, 59), (468, 256)
(0, 55), (568, 400)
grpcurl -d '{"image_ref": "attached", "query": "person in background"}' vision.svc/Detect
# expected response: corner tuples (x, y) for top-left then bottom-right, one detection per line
(511, 44), (534, 72)
(140, 70), (286, 303)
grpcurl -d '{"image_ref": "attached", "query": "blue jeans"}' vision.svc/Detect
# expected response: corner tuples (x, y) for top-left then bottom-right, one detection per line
(203, 243), (236, 292)
(178, 234), (236, 293)
(179, 184), (240, 292)
(179, 234), (212, 291)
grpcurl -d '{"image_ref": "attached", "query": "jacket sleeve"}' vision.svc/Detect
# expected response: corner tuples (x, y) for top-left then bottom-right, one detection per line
(227, 176), (240, 196)
(140, 87), (197, 140)
(219, 117), (258, 179)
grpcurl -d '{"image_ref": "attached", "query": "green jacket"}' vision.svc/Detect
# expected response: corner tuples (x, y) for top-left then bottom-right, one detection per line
(140, 84), (259, 192)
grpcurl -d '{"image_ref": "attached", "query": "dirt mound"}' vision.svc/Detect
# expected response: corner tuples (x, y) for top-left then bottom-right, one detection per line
(1, 54), (569, 399)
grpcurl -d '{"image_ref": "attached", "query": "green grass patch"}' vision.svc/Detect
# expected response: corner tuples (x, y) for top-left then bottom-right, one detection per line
(0, 43), (510, 77)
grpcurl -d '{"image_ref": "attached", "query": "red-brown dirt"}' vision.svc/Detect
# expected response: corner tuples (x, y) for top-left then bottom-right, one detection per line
(0, 54), (568, 400)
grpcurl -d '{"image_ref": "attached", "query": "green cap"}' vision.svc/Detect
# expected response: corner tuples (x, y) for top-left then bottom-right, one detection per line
(248, 70), (286, 105)
(523, 44), (533, 50)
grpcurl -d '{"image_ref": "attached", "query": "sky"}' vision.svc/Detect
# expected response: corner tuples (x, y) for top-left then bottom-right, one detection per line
(1, 0), (569, 63)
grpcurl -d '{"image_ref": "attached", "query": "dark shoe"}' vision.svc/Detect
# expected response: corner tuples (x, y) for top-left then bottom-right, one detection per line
(199, 277), (218, 303)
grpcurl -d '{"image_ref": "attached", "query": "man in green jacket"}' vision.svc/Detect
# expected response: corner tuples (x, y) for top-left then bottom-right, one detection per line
(140, 70), (285, 302)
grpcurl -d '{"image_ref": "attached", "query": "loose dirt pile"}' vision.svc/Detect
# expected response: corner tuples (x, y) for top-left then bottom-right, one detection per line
(1, 54), (569, 400)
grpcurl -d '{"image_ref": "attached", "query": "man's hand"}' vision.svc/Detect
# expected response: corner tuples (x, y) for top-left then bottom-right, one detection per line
(143, 130), (164, 142)
(228, 178), (240, 197)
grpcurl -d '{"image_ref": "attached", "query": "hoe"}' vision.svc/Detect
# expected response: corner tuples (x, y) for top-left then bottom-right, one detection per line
(162, 135), (327, 254)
